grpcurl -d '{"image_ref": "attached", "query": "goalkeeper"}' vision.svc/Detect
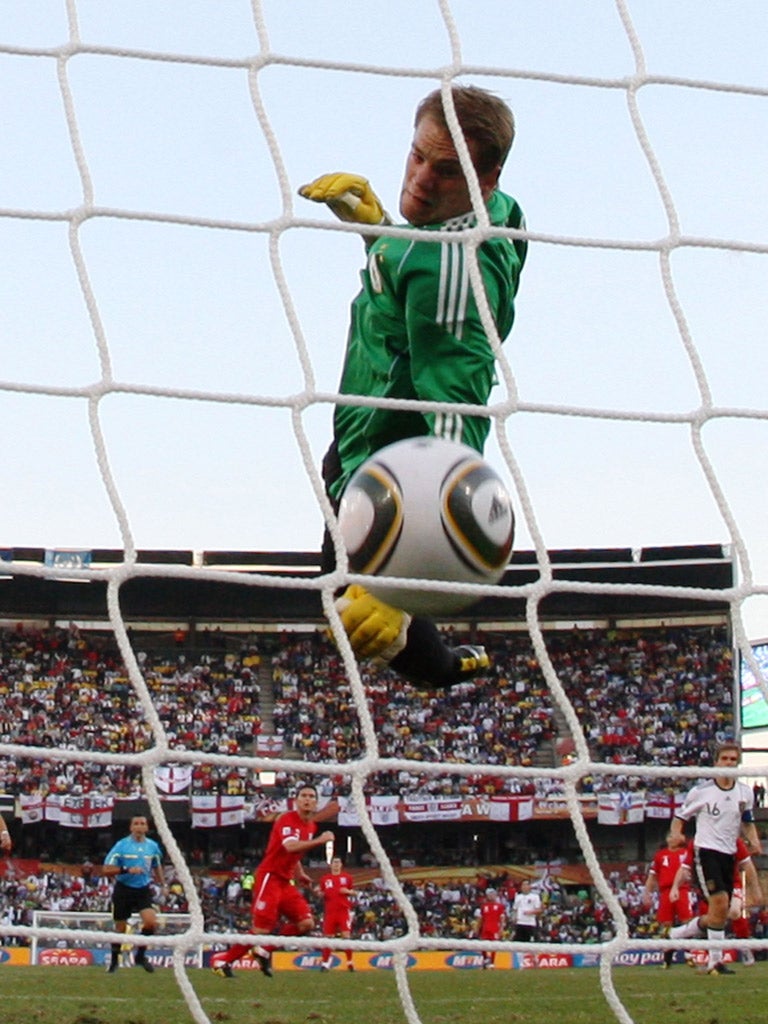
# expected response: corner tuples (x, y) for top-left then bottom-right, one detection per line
(300, 85), (526, 687)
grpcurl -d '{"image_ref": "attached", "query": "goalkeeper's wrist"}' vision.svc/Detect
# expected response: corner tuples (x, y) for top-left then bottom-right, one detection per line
(363, 213), (392, 250)
(373, 610), (411, 664)
(388, 627), (490, 687)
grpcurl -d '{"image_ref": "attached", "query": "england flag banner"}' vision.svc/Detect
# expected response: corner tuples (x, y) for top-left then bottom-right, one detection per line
(59, 795), (115, 829)
(191, 794), (245, 828)
(154, 765), (192, 799)
(488, 795), (534, 821)
(644, 790), (686, 819)
(255, 736), (284, 755)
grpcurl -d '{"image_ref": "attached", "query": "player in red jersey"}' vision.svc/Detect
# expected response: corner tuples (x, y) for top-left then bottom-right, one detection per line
(211, 784), (334, 979)
(642, 831), (695, 968)
(476, 888), (507, 968)
(729, 860), (759, 966)
(317, 856), (356, 971)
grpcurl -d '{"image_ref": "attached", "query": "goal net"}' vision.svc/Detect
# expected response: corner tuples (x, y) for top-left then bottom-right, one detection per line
(2, 3), (768, 1024)
(30, 911), (201, 969)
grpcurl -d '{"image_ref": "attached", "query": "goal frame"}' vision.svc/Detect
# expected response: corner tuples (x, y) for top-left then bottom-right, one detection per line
(30, 911), (203, 969)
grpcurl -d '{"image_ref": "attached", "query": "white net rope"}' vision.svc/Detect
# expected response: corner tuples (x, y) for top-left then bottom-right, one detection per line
(2, 2), (768, 1022)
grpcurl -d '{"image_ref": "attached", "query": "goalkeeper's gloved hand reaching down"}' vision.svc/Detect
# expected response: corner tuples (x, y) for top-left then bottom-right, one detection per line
(334, 584), (490, 687)
(298, 173), (391, 225)
(335, 584), (410, 662)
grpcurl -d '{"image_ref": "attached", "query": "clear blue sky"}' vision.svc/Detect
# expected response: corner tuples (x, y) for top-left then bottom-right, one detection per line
(1, 0), (767, 639)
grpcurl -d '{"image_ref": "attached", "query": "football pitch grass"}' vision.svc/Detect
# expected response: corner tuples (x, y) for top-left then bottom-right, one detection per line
(1, 963), (766, 1024)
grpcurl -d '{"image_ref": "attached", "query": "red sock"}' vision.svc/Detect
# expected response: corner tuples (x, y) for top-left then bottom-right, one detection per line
(250, 920), (304, 958)
(731, 917), (750, 940)
(321, 947), (332, 962)
(217, 943), (252, 964)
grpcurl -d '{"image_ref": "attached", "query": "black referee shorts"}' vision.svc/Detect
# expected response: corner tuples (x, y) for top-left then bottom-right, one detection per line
(111, 882), (153, 923)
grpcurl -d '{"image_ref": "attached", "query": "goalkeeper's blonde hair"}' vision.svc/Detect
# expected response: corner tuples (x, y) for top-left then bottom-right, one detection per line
(414, 85), (515, 174)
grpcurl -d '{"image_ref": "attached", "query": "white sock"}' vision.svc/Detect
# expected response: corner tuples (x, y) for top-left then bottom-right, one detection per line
(707, 929), (725, 968)
(671, 917), (703, 939)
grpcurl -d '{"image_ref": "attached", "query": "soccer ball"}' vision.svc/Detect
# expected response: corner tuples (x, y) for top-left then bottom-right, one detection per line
(338, 436), (514, 615)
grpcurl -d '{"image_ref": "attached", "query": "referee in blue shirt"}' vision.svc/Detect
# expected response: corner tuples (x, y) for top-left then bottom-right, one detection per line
(102, 816), (166, 973)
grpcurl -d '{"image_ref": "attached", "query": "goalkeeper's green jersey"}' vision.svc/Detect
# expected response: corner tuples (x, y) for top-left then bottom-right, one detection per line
(329, 188), (526, 500)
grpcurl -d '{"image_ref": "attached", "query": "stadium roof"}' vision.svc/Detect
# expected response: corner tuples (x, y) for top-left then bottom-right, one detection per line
(0, 543), (732, 627)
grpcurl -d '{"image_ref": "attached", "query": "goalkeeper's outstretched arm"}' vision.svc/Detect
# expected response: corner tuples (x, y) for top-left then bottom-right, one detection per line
(335, 584), (489, 687)
(392, 615), (490, 687)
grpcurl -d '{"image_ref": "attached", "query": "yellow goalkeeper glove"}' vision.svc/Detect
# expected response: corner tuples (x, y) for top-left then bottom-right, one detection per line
(298, 173), (391, 225)
(334, 584), (411, 661)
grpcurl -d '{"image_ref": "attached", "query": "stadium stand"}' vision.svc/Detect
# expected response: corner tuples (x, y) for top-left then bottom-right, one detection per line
(0, 620), (734, 803)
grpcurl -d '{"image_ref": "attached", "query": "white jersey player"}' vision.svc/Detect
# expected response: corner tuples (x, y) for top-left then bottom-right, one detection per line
(668, 743), (761, 975)
(676, 775), (754, 854)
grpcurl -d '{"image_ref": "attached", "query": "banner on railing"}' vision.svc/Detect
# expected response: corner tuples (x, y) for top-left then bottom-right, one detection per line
(191, 794), (245, 829)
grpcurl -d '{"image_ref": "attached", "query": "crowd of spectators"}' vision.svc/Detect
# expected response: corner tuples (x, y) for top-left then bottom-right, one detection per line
(547, 629), (735, 768)
(0, 620), (735, 806)
(271, 622), (735, 790)
(0, 623), (263, 798)
(271, 630), (554, 771)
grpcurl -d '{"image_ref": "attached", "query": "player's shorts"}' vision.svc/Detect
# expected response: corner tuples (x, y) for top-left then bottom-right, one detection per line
(694, 848), (735, 900)
(322, 909), (352, 936)
(514, 924), (537, 942)
(657, 887), (694, 924)
(111, 882), (154, 922)
(479, 928), (501, 942)
(251, 871), (312, 932)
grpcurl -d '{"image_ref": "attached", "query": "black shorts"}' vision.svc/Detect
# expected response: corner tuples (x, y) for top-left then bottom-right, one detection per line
(112, 882), (153, 922)
(694, 847), (735, 899)
(514, 924), (537, 942)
